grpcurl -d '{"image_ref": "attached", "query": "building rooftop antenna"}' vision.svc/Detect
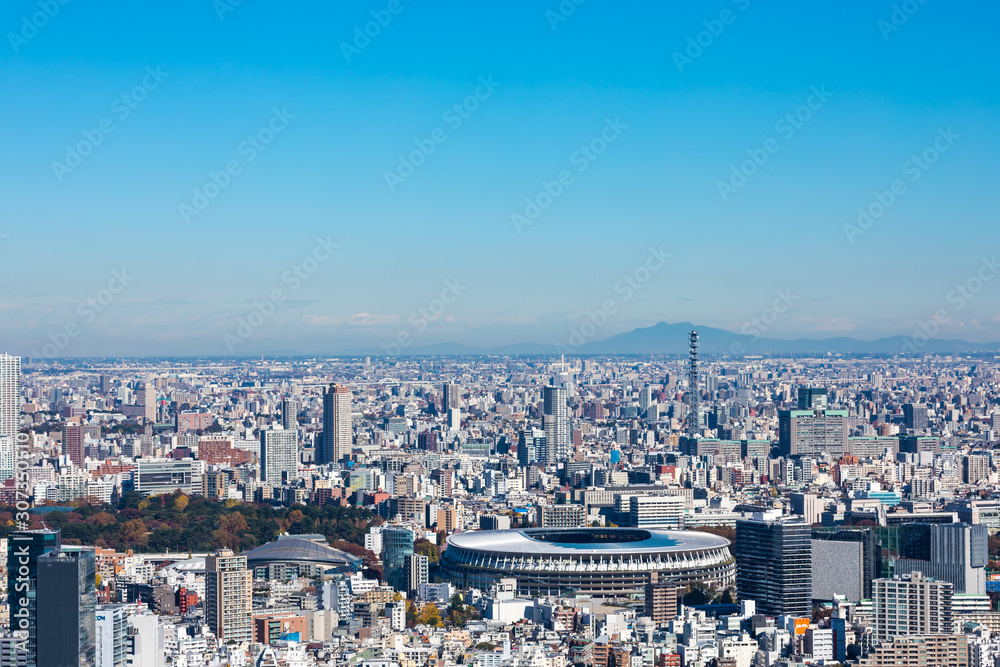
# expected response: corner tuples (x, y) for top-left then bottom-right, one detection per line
(687, 330), (699, 437)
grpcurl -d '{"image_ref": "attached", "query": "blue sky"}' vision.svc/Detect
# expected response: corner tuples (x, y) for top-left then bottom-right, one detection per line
(1, 0), (998, 357)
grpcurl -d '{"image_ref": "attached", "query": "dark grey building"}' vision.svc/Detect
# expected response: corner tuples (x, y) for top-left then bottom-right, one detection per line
(6, 529), (61, 667)
(812, 529), (882, 600)
(896, 522), (987, 595)
(903, 403), (929, 431)
(797, 387), (828, 410)
(37, 547), (96, 667)
(735, 515), (811, 617)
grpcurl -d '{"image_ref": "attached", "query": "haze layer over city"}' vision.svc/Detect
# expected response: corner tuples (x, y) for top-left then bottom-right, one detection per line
(1, 3), (999, 667)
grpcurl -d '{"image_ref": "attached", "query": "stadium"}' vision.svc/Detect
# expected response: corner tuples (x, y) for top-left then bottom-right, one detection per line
(440, 527), (735, 596)
(239, 534), (360, 579)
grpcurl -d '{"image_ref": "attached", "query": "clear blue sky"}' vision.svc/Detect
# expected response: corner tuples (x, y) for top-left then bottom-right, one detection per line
(1, 1), (998, 356)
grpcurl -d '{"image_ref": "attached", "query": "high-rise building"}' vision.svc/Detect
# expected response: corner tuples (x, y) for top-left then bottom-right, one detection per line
(542, 385), (570, 464)
(63, 423), (85, 468)
(963, 454), (990, 485)
(95, 604), (130, 667)
(0, 435), (15, 482)
(903, 403), (929, 432)
(404, 553), (429, 595)
(778, 408), (849, 458)
(260, 427), (298, 485)
(37, 547), (97, 667)
(873, 571), (953, 642)
(99, 374), (111, 394)
(0, 353), (21, 439)
(895, 522), (987, 595)
(442, 383), (460, 411)
(382, 527), (414, 592)
(797, 387), (828, 410)
(735, 514), (811, 617)
(320, 384), (351, 464)
(644, 573), (679, 627)
(639, 386), (653, 417)
(205, 550), (252, 644)
(811, 529), (882, 600)
(7, 529), (61, 667)
(418, 431), (438, 452)
(281, 397), (298, 431)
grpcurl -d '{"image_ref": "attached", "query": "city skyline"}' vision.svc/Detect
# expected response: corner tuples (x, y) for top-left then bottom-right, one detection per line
(1, 2), (999, 357)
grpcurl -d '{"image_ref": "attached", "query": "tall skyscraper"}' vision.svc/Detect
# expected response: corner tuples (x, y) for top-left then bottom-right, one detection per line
(205, 550), (252, 644)
(0, 353), (21, 439)
(63, 423), (85, 468)
(7, 529), (62, 667)
(320, 384), (351, 464)
(542, 385), (569, 464)
(281, 397), (298, 431)
(735, 514), (812, 617)
(442, 383), (460, 411)
(638, 385), (653, 417)
(903, 403), (929, 432)
(260, 427), (298, 485)
(382, 527), (414, 592)
(896, 522), (987, 595)
(37, 547), (96, 667)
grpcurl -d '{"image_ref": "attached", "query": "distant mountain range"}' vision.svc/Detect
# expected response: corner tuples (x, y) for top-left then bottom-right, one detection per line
(341, 321), (1000, 357)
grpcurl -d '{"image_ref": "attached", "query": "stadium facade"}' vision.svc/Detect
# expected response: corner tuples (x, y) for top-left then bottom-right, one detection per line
(440, 527), (734, 596)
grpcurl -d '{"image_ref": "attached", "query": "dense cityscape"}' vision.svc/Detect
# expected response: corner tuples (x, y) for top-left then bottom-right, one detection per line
(2, 347), (1000, 666)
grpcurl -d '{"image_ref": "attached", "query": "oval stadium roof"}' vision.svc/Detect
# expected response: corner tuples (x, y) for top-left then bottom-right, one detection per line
(241, 537), (359, 567)
(446, 527), (729, 556)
